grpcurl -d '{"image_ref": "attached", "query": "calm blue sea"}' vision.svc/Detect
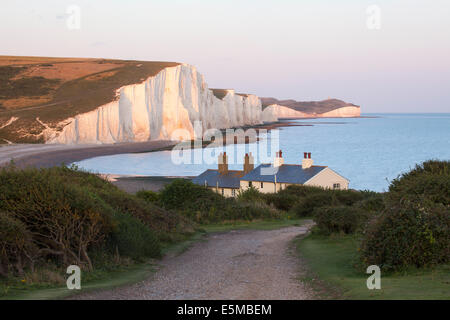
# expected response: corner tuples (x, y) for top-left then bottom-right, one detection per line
(75, 114), (450, 192)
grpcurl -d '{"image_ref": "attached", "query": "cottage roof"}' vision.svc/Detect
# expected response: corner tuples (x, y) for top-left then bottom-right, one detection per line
(240, 164), (327, 184)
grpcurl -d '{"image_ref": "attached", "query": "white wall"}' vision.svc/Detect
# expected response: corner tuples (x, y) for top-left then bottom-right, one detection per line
(304, 167), (349, 190)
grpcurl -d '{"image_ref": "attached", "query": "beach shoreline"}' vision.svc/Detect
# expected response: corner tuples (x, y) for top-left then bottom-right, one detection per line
(0, 140), (177, 168)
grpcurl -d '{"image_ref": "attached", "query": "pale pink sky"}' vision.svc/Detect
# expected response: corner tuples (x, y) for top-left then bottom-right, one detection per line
(1, 0), (449, 113)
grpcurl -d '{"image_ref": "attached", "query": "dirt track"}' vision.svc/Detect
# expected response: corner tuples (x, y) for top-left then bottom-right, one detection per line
(73, 225), (313, 300)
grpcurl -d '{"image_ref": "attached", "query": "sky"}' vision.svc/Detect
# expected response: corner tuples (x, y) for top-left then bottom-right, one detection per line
(1, 0), (449, 113)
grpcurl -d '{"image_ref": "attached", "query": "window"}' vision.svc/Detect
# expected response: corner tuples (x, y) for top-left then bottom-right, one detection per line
(249, 181), (253, 187)
(260, 182), (264, 188)
(232, 189), (236, 197)
(221, 189), (224, 196)
(333, 183), (341, 190)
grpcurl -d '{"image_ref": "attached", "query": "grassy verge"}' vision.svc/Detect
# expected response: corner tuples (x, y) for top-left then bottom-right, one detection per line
(2, 218), (307, 300)
(1, 261), (156, 300)
(296, 233), (450, 299)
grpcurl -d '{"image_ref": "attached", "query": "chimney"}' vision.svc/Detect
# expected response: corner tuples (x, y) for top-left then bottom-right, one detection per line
(243, 153), (254, 174)
(218, 152), (228, 174)
(274, 149), (284, 168)
(302, 152), (313, 169)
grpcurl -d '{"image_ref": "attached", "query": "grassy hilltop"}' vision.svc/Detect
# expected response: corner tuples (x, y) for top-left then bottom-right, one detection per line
(0, 56), (179, 143)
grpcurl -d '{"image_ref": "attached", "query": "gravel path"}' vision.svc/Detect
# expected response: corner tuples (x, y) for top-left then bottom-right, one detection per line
(74, 225), (314, 300)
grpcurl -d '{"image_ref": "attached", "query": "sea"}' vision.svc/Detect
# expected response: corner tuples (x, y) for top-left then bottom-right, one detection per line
(74, 114), (450, 192)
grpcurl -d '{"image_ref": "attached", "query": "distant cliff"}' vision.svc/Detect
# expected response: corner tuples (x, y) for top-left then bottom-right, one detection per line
(0, 56), (360, 145)
(261, 97), (361, 119)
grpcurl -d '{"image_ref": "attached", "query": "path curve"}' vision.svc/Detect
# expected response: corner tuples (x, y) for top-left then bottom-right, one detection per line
(74, 225), (313, 300)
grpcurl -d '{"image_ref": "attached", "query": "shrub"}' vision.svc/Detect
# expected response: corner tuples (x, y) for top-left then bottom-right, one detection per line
(313, 206), (368, 235)
(0, 165), (195, 277)
(160, 179), (214, 210)
(0, 213), (37, 276)
(136, 190), (160, 204)
(108, 212), (161, 260)
(264, 192), (298, 211)
(354, 193), (385, 213)
(0, 167), (113, 271)
(290, 192), (337, 217)
(280, 185), (326, 198)
(334, 190), (366, 206)
(236, 186), (262, 202)
(387, 160), (449, 206)
(159, 180), (282, 224)
(46, 166), (196, 239)
(360, 202), (450, 271)
(360, 160), (450, 271)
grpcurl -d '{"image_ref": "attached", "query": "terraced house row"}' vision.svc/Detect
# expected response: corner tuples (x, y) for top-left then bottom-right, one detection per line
(192, 151), (349, 197)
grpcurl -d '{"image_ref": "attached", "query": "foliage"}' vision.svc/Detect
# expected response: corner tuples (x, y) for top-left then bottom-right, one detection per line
(360, 202), (449, 271)
(290, 192), (337, 217)
(264, 185), (366, 214)
(353, 193), (385, 213)
(236, 186), (262, 202)
(107, 212), (161, 260)
(136, 190), (160, 205)
(313, 206), (369, 235)
(360, 160), (450, 271)
(157, 179), (282, 224)
(387, 160), (449, 206)
(0, 165), (194, 278)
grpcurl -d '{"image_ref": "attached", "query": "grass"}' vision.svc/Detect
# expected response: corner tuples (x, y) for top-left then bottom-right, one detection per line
(0, 261), (157, 300)
(296, 233), (450, 300)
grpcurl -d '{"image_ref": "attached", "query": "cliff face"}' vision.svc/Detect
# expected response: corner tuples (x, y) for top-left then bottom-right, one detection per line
(315, 106), (360, 118)
(262, 105), (309, 122)
(48, 64), (262, 144)
(262, 104), (360, 120)
(260, 97), (361, 119)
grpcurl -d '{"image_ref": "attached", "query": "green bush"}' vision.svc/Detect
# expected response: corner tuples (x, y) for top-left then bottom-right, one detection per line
(290, 192), (337, 217)
(334, 190), (366, 206)
(46, 166), (195, 239)
(0, 165), (195, 278)
(264, 192), (298, 211)
(313, 206), (368, 235)
(387, 160), (449, 206)
(354, 193), (385, 213)
(159, 179), (282, 224)
(236, 186), (262, 202)
(360, 160), (450, 271)
(360, 202), (450, 271)
(160, 179), (213, 210)
(108, 212), (161, 260)
(0, 213), (37, 276)
(0, 167), (114, 270)
(136, 190), (160, 204)
(279, 185), (326, 198)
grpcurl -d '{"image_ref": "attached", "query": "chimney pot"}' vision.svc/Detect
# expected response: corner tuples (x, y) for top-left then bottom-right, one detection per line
(308, 152), (311, 159)
(279, 150), (283, 157)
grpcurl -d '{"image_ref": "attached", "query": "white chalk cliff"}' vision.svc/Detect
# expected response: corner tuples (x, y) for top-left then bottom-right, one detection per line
(46, 64), (360, 145)
(47, 64), (263, 144)
(262, 105), (309, 122)
(262, 104), (360, 121)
